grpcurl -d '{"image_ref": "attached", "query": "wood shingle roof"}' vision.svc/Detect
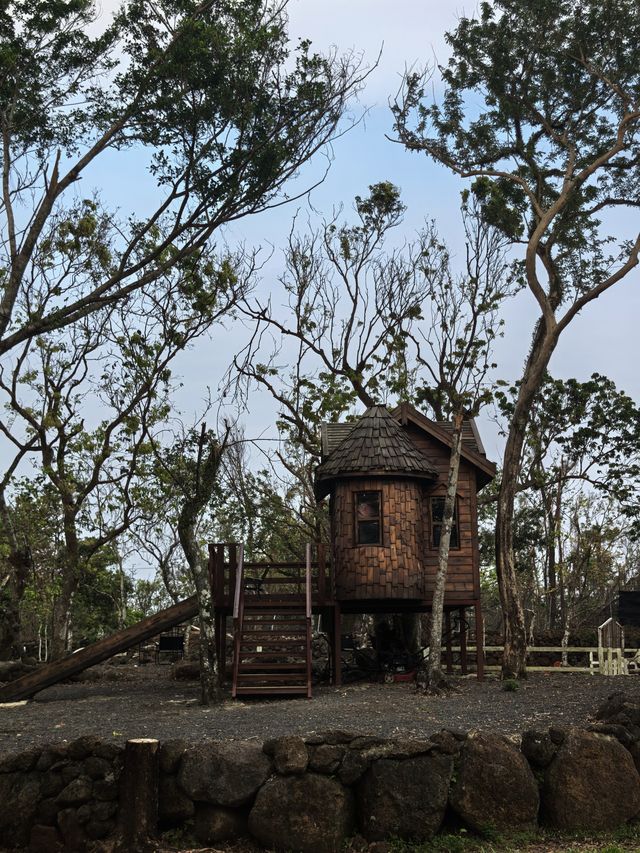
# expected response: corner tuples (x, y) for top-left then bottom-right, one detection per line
(315, 405), (438, 499)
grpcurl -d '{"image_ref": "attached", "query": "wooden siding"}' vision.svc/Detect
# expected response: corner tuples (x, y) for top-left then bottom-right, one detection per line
(406, 423), (477, 598)
(332, 478), (425, 600)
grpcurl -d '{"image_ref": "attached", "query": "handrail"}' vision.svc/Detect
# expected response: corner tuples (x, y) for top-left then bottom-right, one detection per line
(233, 543), (245, 620)
(305, 543), (312, 620)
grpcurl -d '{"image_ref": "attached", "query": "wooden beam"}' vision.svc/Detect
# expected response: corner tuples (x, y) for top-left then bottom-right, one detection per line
(0, 597), (199, 703)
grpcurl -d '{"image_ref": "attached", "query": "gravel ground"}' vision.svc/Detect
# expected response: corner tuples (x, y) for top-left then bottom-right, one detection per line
(2, 665), (639, 757)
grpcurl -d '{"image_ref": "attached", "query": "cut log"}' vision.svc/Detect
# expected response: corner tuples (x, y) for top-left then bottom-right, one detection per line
(118, 738), (159, 851)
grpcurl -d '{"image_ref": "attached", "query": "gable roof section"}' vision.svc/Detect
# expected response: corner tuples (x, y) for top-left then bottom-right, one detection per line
(315, 405), (438, 499)
(392, 402), (496, 487)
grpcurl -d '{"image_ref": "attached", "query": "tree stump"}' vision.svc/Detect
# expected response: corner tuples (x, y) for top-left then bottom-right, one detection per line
(118, 738), (159, 851)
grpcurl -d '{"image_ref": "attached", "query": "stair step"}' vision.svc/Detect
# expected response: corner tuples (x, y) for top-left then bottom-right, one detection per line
(240, 637), (306, 646)
(238, 662), (307, 671)
(237, 672), (307, 682)
(234, 686), (310, 696)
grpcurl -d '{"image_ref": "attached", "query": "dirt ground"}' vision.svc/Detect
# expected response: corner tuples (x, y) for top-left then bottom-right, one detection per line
(2, 664), (639, 757)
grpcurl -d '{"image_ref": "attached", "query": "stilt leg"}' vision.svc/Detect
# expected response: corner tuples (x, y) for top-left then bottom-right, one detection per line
(333, 604), (342, 687)
(475, 601), (484, 682)
(459, 607), (467, 675)
(445, 610), (453, 674)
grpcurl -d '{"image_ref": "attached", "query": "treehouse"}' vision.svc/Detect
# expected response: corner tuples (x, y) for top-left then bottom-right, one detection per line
(0, 404), (496, 704)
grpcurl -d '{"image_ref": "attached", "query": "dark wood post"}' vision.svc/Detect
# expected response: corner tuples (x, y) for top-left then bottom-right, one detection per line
(317, 543), (326, 606)
(445, 610), (454, 674)
(459, 607), (468, 675)
(475, 601), (484, 682)
(228, 543), (238, 609)
(333, 603), (342, 687)
(118, 738), (159, 850)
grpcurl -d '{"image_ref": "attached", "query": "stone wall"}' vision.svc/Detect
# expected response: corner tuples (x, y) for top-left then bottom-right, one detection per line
(2, 693), (640, 852)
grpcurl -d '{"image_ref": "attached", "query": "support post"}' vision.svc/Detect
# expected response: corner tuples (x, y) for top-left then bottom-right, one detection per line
(474, 601), (484, 682)
(333, 603), (342, 687)
(459, 607), (468, 675)
(445, 610), (453, 674)
(118, 738), (159, 851)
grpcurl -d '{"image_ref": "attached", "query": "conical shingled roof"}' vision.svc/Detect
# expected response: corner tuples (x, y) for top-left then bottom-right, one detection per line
(315, 405), (438, 499)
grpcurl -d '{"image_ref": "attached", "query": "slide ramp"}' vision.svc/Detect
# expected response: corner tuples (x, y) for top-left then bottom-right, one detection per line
(0, 596), (198, 703)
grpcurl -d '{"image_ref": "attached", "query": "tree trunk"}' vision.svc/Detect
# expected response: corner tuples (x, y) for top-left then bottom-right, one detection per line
(496, 319), (558, 678)
(50, 577), (77, 660)
(176, 428), (227, 705)
(0, 547), (31, 660)
(427, 414), (464, 689)
(0, 496), (31, 660)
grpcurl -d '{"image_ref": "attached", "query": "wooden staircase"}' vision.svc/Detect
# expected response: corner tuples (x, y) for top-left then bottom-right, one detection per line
(232, 545), (313, 698)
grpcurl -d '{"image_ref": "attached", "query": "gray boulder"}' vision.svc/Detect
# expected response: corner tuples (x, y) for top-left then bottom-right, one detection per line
(270, 736), (309, 775)
(249, 773), (354, 853)
(543, 728), (640, 830)
(357, 753), (453, 841)
(0, 771), (41, 846)
(159, 774), (195, 822)
(450, 732), (539, 833)
(195, 804), (246, 843)
(178, 741), (271, 806)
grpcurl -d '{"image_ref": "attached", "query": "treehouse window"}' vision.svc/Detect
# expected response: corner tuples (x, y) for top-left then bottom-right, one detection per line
(355, 491), (382, 545)
(430, 496), (459, 549)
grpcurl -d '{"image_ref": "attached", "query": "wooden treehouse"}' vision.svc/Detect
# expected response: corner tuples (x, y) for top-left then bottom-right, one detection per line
(0, 404), (495, 704)
(211, 403), (496, 697)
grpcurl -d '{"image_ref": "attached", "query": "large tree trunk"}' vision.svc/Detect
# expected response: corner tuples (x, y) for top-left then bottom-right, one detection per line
(50, 508), (81, 660)
(0, 548), (31, 660)
(176, 428), (227, 705)
(496, 320), (558, 678)
(427, 415), (464, 689)
(0, 497), (31, 660)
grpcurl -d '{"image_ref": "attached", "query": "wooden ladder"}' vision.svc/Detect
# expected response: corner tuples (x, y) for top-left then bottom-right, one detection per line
(231, 544), (313, 698)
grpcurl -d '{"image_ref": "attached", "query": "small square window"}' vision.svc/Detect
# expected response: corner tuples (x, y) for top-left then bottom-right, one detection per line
(355, 491), (382, 545)
(431, 496), (459, 549)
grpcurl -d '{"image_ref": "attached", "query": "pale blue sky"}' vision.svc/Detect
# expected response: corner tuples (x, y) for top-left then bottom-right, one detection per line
(87, 0), (640, 464)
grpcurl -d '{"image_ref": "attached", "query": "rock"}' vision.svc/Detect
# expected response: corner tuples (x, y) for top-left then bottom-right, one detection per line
(521, 730), (558, 768)
(159, 739), (189, 774)
(29, 824), (63, 853)
(429, 730), (464, 756)
(41, 771), (66, 797)
(67, 736), (102, 760)
(159, 774), (195, 822)
(178, 741), (271, 806)
(309, 744), (344, 774)
(543, 728), (640, 830)
(0, 747), (40, 772)
(91, 800), (118, 821)
(92, 779), (118, 801)
(36, 745), (68, 772)
(596, 691), (632, 721)
(249, 773), (354, 853)
(194, 804), (246, 843)
(57, 807), (87, 851)
(357, 753), (452, 841)
(450, 732), (539, 833)
(56, 776), (93, 806)
(83, 756), (112, 779)
(272, 736), (308, 775)
(92, 743), (122, 761)
(85, 818), (113, 840)
(60, 762), (83, 784)
(589, 721), (637, 747)
(0, 771), (41, 846)
(338, 750), (369, 785)
(37, 797), (60, 825)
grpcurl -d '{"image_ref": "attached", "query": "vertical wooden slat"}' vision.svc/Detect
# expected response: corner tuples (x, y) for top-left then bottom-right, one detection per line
(445, 610), (454, 673)
(475, 601), (484, 682)
(333, 604), (342, 687)
(317, 542), (326, 605)
(459, 606), (468, 674)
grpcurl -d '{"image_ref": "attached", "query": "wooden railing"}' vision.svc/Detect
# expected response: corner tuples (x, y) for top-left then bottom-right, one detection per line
(209, 542), (330, 610)
(231, 544), (245, 698)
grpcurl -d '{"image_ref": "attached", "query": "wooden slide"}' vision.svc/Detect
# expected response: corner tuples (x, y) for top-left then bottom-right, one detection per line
(0, 596), (199, 703)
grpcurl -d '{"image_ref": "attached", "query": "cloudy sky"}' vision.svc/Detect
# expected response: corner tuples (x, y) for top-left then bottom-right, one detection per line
(91, 0), (639, 464)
